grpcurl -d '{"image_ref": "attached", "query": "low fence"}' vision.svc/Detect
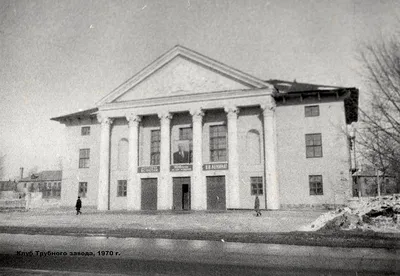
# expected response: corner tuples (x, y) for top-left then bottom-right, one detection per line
(0, 199), (26, 211)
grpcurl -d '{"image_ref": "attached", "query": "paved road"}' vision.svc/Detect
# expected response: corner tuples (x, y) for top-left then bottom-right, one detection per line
(0, 234), (398, 275)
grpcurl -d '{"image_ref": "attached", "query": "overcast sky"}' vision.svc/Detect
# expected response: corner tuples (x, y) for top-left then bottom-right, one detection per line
(0, 0), (399, 179)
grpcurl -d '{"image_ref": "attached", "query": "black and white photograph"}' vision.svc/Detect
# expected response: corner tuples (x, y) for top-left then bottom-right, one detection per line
(0, 0), (399, 275)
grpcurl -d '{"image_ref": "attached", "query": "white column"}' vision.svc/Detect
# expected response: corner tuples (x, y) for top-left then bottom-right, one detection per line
(158, 112), (173, 210)
(225, 106), (240, 209)
(261, 98), (280, 210)
(190, 109), (206, 210)
(126, 113), (141, 210)
(97, 115), (113, 211)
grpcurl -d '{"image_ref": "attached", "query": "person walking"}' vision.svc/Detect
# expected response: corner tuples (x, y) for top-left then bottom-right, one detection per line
(254, 195), (261, 217)
(75, 196), (82, 215)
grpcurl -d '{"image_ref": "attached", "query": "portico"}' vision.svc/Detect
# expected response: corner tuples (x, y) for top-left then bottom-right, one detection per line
(96, 89), (279, 211)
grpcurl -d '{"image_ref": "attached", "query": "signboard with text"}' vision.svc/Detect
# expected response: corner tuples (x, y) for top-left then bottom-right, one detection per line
(138, 166), (160, 173)
(170, 164), (193, 172)
(202, 163), (228, 171)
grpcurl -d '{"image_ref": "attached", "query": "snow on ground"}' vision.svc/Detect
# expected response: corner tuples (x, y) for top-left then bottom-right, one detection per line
(301, 195), (400, 233)
(0, 209), (325, 233)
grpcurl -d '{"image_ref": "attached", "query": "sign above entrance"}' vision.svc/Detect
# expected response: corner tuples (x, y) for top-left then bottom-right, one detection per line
(138, 166), (160, 173)
(203, 163), (228, 171)
(170, 164), (193, 172)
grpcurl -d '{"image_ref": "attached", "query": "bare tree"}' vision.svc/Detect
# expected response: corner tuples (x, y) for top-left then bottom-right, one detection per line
(356, 33), (400, 192)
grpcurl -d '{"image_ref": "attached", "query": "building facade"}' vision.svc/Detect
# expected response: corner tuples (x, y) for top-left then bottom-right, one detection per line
(352, 170), (397, 197)
(18, 171), (62, 198)
(52, 46), (358, 210)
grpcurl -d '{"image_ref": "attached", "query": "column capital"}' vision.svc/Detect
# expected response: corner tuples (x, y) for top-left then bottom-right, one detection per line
(97, 114), (113, 126)
(261, 96), (277, 113)
(158, 112), (173, 121)
(126, 113), (141, 126)
(224, 106), (239, 118)
(190, 108), (205, 119)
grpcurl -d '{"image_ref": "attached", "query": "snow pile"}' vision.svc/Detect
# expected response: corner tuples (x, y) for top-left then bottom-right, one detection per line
(301, 195), (400, 233)
(300, 207), (352, 231)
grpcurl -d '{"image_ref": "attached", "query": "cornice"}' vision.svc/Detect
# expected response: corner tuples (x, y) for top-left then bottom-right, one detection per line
(99, 88), (272, 111)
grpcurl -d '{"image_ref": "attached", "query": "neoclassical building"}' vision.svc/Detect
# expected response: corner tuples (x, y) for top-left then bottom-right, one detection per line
(52, 45), (359, 211)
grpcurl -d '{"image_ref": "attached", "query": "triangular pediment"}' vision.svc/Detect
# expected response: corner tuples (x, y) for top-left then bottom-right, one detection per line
(97, 46), (271, 105)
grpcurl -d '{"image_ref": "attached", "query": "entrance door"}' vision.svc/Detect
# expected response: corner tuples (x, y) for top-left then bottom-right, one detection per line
(173, 177), (191, 210)
(206, 176), (226, 210)
(141, 178), (157, 210)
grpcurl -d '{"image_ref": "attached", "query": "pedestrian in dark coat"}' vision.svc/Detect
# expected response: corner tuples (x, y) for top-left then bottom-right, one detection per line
(75, 196), (82, 215)
(254, 195), (261, 217)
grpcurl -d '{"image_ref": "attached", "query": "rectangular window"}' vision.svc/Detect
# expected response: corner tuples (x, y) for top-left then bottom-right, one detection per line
(305, 105), (320, 117)
(209, 125), (227, 162)
(79, 149), (90, 168)
(306, 134), (322, 158)
(179, 127), (193, 140)
(309, 175), (323, 195)
(150, 129), (161, 165)
(81, 126), (91, 136)
(250, 177), (263, 195)
(117, 180), (127, 197)
(79, 182), (88, 198)
(40, 182), (52, 198)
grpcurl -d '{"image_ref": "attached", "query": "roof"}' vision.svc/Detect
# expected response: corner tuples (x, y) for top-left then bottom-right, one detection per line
(19, 170), (62, 182)
(267, 79), (359, 124)
(51, 108), (98, 122)
(266, 79), (344, 93)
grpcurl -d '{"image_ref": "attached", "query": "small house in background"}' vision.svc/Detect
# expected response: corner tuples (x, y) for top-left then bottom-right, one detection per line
(352, 170), (398, 197)
(18, 170), (62, 198)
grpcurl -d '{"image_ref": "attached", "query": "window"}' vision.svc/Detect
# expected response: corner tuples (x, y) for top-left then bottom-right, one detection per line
(24, 183), (27, 188)
(306, 134), (322, 158)
(309, 175), (323, 195)
(179, 127), (192, 140)
(150, 130), (161, 165)
(79, 149), (90, 168)
(79, 182), (88, 198)
(250, 177), (263, 195)
(52, 182), (61, 197)
(40, 182), (52, 198)
(117, 180), (127, 197)
(210, 125), (227, 162)
(81, 126), (90, 136)
(305, 105), (320, 117)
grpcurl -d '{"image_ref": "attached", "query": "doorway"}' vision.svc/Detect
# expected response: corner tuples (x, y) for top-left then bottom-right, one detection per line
(141, 178), (157, 210)
(173, 177), (191, 210)
(206, 176), (226, 210)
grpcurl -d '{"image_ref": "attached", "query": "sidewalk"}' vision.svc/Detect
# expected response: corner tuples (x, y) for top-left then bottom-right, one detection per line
(0, 207), (324, 233)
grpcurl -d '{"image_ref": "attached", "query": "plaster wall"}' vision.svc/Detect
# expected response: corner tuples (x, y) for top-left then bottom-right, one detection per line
(276, 101), (351, 208)
(237, 107), (265, 209)
(62, 119), (100, 207)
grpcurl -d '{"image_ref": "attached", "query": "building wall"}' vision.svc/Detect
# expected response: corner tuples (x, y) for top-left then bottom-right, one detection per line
(59, 99), (353, 210)
(62, 119), (100, 207)
(276, 100), (351, 208)
(109, 118), (129, 210)
(238, 107), (265, 209)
